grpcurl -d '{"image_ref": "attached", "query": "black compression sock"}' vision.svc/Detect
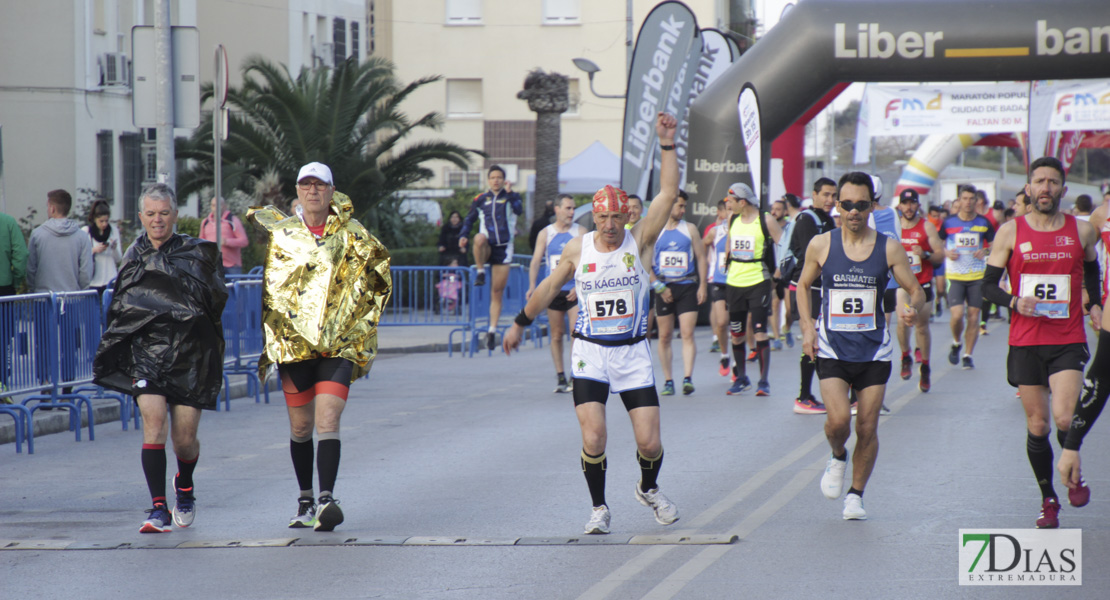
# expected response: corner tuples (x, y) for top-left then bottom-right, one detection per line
(732, 342), (747, 379)
(317, 436), (341, 497)
(847, 487), (864, 498)
(1026, 431), (1057, 501)
(800, 354), (816, 398)
(141, 444), (167, 505)
(175, 453), (198, 490)
(757, 339), (771, 382)
(581, 450), (607, 507)
(638, 449), (664, 492)
(290, 437), (314, 494)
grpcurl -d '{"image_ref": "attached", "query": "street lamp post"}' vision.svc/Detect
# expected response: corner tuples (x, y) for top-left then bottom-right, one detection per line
(571, 58), (625, 99)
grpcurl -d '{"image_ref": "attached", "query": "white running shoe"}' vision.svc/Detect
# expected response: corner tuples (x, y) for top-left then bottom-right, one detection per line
(584, 505), (611, 534)
(820, 455), (847, 499)
(843, 493), (867, 520)
(634, 482), (679, 525)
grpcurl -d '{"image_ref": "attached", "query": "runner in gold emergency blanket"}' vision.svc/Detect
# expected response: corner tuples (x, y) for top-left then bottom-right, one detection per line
(247, 191), (392, 383)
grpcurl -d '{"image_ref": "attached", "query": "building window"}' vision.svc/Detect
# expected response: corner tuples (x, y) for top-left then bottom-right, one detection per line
(333, 18), (347, 65)
(97, 130), (114, 200)
(543, 0), (580, 24)
(446, 0), (481, 25)
(484, 121), (536, 170)
(445, 169), (483, 188)
(564, 79), (580, 116)
(446, 79), (483, 118)
(351, 21), (360, 59)
(119, 132), (142, 225)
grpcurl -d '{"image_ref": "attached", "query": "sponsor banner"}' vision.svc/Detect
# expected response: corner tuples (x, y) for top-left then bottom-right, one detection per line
(867, 82), (1029, 136)
(1027, 80), (1060, 162)
(650, 27), (701, 198)
(1047, 79), (1110, 132)
(738, 86), (762, 206)
(620, 1), (699, 200)
(669, 28), (738, 193)
(959, 529), (1081, 586)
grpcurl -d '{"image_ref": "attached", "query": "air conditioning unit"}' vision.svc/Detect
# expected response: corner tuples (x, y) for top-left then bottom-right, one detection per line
(100, 52), (130, 86)
(316, 43), (335, 67)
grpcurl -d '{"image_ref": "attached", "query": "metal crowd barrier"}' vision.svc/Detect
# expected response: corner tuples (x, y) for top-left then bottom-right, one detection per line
(455, 264), (544, 357)
(0, 293), (52, 453)
(223, 279), (267, 405)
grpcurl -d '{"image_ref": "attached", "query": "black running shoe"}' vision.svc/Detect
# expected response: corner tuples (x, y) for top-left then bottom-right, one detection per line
(485, 331), (496, 350)
(900, 355), (912, 380)
(948, 343), (961, 366)
(474, 271), (486, 287)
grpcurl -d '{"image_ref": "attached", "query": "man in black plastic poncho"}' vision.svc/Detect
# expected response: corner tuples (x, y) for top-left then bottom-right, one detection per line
(94, 183), (227, 533)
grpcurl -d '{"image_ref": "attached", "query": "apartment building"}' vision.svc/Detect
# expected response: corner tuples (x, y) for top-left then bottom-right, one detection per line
(0, 0), (366, 224)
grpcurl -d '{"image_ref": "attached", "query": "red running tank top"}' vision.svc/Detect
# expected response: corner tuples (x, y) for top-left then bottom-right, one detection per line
(900, 218), (934, 284)
(1007, 214), (1085, 347)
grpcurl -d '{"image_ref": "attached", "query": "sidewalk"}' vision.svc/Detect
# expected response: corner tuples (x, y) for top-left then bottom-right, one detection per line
(0, 324), (543, 448)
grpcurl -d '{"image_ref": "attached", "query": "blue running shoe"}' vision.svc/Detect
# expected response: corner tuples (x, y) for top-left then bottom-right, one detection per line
(784, 331), (795, 348)
(140, 504), (172, 533)
(770, 338), (783, 351)
(726, 376), (751, 395)
(755, 380), (770, 396)
(660, 380), (675, 396)
(682, 377), (694, 395)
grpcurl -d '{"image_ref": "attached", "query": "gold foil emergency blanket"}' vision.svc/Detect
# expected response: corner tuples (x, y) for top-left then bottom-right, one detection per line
(248, 192), (392, 383)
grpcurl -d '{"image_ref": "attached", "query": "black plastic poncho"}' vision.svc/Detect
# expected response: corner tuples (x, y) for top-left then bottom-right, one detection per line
(94, 233), (228, 409)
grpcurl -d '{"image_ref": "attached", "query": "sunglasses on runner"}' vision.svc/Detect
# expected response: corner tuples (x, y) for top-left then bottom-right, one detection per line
(838, 200), (873, 213)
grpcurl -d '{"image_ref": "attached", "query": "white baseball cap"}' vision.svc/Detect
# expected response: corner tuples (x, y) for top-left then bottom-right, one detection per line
(297, 162), (333, 185)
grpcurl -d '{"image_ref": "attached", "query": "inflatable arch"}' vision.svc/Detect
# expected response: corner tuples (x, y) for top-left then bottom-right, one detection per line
(685, 0), (1110, 229)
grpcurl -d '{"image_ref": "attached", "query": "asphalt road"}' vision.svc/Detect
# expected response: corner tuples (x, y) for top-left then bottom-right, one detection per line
(2, 317), (1107, 599)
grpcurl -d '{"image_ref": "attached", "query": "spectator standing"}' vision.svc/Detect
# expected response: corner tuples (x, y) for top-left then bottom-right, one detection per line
(437, 210), (467, 266)
(82, 199), (121, 295)
(200, 196), (250, 276)
(0, 210), (28, 296)
(0, 209), (28, 396)
(26, 189), (92, 292)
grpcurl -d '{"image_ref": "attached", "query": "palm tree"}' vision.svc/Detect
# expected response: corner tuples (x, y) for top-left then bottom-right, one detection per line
(517, 69), (568, 218)
(176, 55), (479, 246)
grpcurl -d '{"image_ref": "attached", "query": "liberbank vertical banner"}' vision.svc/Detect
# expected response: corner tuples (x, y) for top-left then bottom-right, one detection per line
(685, 0), (1110, 232)
(620, 1), (699, 200)
(670, 29), (740, 198)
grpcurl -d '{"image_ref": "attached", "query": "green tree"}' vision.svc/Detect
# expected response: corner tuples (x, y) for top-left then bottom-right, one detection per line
(176, 55), (479, 247)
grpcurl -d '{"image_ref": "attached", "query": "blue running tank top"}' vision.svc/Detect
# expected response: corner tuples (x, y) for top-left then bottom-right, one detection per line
(574, 232), (650, 342)
(653, 221), (696, 283)
(869, 206), (902, 291)
(707, 222), (728, 285)
(818, 229), (893, 362)
(543, 223), (583, 292)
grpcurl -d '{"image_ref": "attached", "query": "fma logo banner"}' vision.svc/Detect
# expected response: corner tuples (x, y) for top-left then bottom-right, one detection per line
(959, 529), (1081, 585)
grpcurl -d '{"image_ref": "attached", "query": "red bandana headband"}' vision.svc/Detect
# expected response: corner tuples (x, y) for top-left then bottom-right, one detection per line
(592, 185), (630, 214)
